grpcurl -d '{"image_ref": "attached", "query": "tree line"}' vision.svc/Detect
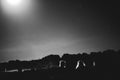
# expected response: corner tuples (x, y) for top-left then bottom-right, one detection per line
(0, 49), (120, 73)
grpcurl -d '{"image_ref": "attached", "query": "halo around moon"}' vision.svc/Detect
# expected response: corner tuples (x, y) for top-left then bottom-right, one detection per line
(0, 0), (36, 20)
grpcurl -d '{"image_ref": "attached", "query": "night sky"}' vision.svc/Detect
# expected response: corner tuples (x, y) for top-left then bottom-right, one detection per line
(0, 0), (120, 62)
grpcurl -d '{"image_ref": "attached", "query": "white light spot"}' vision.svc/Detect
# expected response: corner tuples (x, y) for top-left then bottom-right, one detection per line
(76, 60), (80, 69)
(83, 62), (86, 67)
(59, 60), (66, 68)
(6, 0), (22, 6)
(93, 61), (95, 66)
(0, 0), (36, 20)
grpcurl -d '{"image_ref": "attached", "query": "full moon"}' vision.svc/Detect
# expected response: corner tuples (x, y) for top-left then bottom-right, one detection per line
(6, 0), (22, 6)
(0, 0), (36, 20)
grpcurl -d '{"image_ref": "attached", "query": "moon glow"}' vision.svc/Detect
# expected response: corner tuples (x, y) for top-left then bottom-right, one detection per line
(6, 0), (22, 6)
(0, 0), (35, 20)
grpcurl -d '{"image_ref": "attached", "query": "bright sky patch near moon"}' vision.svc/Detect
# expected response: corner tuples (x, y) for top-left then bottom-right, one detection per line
(6, 0), (22, 6)
(0, 0), (36, 20)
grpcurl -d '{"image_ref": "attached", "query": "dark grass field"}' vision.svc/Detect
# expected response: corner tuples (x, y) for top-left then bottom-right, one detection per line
(0, 69), (119, 80)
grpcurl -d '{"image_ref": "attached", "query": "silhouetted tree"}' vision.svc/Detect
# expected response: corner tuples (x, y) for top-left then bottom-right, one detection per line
(14, 60), (22, 72)
(0, 49), (120, 74)
(61, 54), (78, 70)
(7, 60), (18, 71)
(75, 53), (85, 71)
(80, 53), (92, 71)
(0, 62), (7, 72)
(103, 49), (120, 72)
(40, 55), (60, 69)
